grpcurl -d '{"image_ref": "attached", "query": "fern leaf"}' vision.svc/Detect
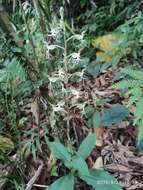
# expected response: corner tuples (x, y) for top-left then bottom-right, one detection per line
(120, 68), (143, 80)
(134, 98), (143, 125)
(137, 119), (143, 151)
(113, 80), (143, 89)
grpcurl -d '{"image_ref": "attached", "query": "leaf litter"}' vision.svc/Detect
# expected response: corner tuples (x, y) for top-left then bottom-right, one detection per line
(1, 67), (143, 190)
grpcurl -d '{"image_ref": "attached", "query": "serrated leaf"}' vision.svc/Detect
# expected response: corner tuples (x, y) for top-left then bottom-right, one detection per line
(71, 156), (89, 176)
(78, 133), (96, 159)
(48, 174), (74, 190)
(48, 142), (72, 167)
(101, 104), (129, 126)
(80, 169), (122, 190)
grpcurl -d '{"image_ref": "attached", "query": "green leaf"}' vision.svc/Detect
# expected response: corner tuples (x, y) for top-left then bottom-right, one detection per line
(16, 81), (33, 97)
(31, 143), (36, 161)
(135, 99), (143, 151)
(110, 54), (121, 67)
(0, 70), (6, 82)
(87, 111), (101, 128)
(120, 68), (143, 80)
(137, 120), (143, 151)
(71, 156), (89, 176)
(93, 111), (101, 128)
(12, 47), (22, 53)
(78, 133), (96, 159)
(84, 105), (95, 118)
(80, 169), (122, 190)
(134, 98), (143, 125)
(48, 142), (72, 167)
(87, 61), (101, 78)
(101, 104), (129, 126)
(48, 174), (74, 190)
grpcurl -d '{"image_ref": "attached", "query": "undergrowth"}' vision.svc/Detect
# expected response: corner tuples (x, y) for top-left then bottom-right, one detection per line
(0, 0), (143, 190)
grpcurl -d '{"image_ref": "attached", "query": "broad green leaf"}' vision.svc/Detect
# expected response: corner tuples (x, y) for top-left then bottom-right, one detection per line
(80, 169), (122, 190)
(48, 142), (72, 167)
(93, 111), (101, 128)
(71, 156), (89, 176)
(78, 133), (96, 159)
(84, 105), (94, 118)
(87, 111), (101, 128)
(87, 62), (101, 78)
(101, 104), (129, 126)
(48, 174), (74, 190)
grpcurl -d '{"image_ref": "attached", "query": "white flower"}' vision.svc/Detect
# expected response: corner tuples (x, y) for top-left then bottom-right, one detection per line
(49, 77), (59, 83)
(52, 101), (65, 112)
(74, 70), (85, 78)
(57, 69), (65, 80)
(46, 44), (57, 58)
(74, 34), (84, 40)
(47, 45), (57, 50)
(49, 28), (58, 37)
(71, 52), (81, 63)
(22, 1), (30, 11)
(70, 88), (80, 96)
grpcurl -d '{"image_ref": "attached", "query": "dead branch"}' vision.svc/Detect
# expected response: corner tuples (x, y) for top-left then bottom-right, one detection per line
(25, 161), (44, 190)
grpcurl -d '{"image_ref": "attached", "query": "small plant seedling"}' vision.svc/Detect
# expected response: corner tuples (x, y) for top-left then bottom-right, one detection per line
(47, 133), (122, 190)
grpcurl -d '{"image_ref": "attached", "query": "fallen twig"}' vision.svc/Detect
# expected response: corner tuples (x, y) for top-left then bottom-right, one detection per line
(25, 161), (44, 190)
(33, 184), (48, 188)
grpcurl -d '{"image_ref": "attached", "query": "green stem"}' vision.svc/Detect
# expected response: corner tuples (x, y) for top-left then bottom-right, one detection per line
(19, 0), (39, 71)
(63, 19), (71, 142)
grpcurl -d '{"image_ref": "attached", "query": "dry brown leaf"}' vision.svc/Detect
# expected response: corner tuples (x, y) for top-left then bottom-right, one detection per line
(105, 164), (132, 173)
(92, 34), (131, 64)
(127, 183), (143, 190)
(31, 95), (40, 126)
(95, 128), (104, 146)
(0, 135), (14, 152)
(93, 157), (103, 169)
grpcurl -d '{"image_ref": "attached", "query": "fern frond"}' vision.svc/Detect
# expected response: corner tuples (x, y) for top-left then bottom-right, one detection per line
(120, 68), (143, 80)
(113, 80), (143, 89)
(126, 88), (142, 97)
(137, 119), (143, 150)
(134, 98), (143, 125)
